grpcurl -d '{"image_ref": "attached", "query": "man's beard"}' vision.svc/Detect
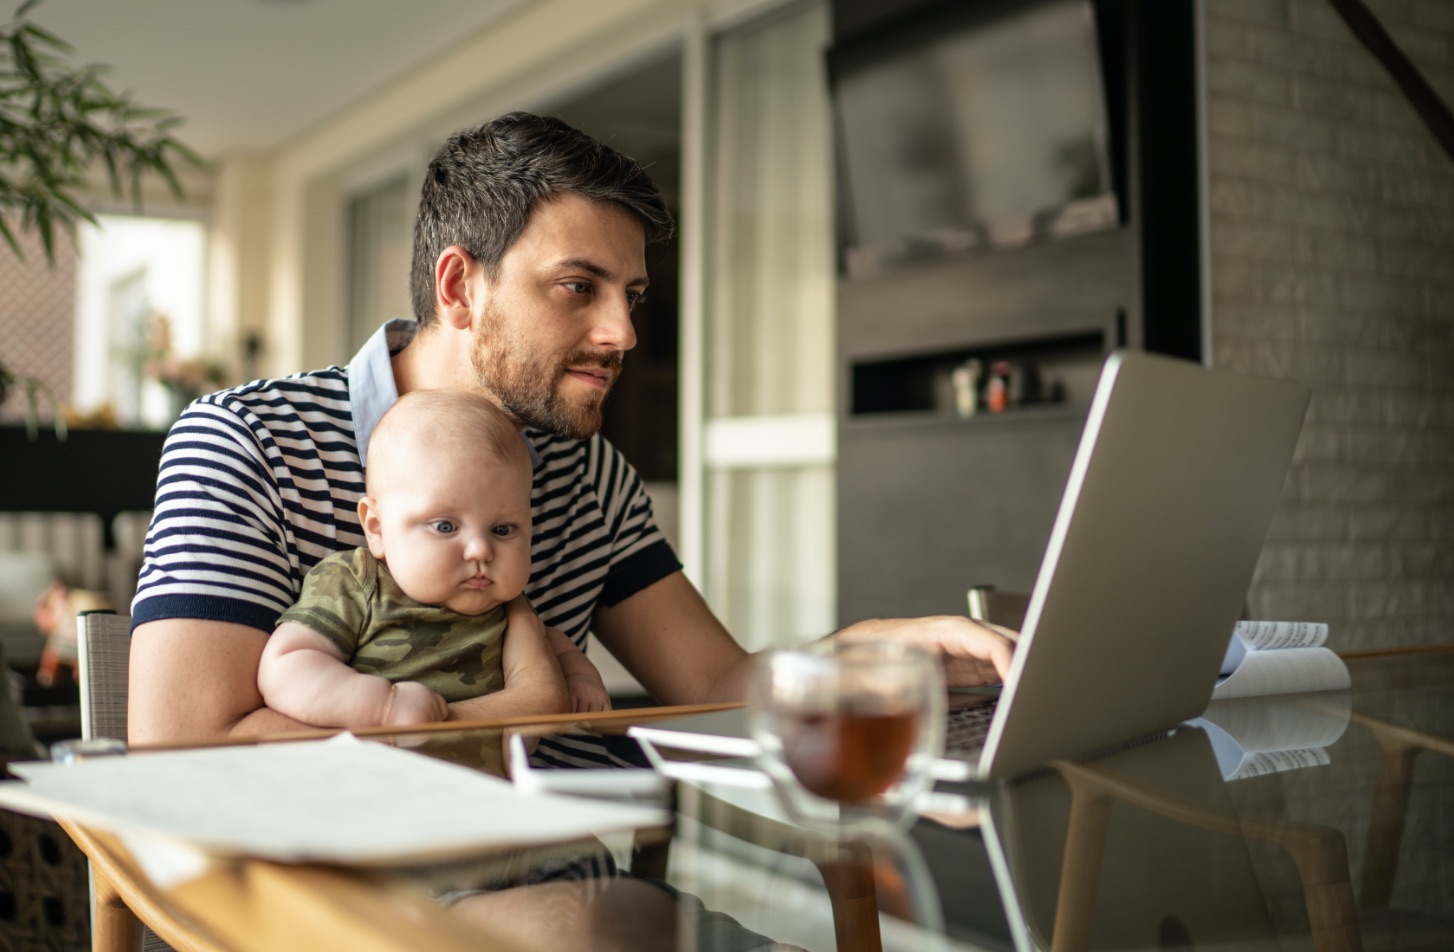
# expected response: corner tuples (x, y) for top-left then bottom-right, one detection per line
(470, 306), (622, 440)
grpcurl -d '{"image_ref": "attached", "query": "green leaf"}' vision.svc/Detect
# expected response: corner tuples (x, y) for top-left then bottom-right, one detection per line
(1, 4), (197, 260)
(0, 213), (23, 259)
(101, 146), (121, 193)
(20, 23), (72, 55)
(129, 158), (143, 209)
(34, 199), (53, 262)
(53, 188), (95, 226)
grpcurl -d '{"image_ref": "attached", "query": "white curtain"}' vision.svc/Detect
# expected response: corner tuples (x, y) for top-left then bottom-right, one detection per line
(704, 0), (836, 650)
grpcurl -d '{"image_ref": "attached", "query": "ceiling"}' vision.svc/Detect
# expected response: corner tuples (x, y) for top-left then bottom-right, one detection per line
(7, 0), (532, 159)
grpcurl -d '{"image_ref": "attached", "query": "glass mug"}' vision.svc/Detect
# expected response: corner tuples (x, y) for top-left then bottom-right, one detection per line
(747, 640), (945, 827)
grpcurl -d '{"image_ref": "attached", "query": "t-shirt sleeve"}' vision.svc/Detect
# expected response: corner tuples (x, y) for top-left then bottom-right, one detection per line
(129, 397), (299, 633)
(276, 551), (372, 657)
(589, 437), (683, 607)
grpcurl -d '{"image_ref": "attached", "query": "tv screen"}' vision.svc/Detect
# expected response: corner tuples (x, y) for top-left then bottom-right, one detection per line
(832, 0), (1118, 275)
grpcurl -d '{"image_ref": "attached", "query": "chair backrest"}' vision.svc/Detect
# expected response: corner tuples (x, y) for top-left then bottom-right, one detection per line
(77, 611), (131, 742)
(966, 585), (1030, 633)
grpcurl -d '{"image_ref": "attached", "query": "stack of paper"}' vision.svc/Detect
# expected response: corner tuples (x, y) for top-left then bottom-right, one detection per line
(0, 734), (665, 866)
(1212, 621), (1349, 701)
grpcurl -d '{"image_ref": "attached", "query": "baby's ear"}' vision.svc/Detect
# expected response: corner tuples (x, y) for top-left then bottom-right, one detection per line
(357, 496), (387, 559)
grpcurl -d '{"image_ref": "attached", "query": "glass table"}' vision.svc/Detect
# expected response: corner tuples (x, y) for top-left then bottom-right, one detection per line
(53, 647), (1454, 952)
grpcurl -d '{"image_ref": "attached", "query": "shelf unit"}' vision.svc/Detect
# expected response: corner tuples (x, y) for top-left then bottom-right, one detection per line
(833, 0), (1203, 625)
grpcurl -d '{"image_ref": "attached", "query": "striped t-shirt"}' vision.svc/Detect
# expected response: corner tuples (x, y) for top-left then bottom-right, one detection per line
(132, 321), (679, 766)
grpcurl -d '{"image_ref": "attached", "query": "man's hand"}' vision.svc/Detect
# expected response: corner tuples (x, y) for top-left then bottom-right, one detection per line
(384, 681), (450, 726)
(834, 616), (1018, 687)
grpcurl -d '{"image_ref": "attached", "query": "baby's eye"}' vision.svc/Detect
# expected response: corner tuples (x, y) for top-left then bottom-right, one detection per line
(492, 524), (516, 538)
(432, 520), (457, 534)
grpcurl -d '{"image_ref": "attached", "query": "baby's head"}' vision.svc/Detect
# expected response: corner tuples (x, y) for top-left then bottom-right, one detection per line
(358, 391), (533, 615)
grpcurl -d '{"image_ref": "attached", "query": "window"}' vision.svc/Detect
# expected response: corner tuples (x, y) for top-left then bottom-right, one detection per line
(73, 216), (208, 428)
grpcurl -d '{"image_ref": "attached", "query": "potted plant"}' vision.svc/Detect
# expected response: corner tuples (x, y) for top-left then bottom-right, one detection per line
(1, 0), (200, 265)
(0, 356), (67, 441)
(2, 0), (201, 439)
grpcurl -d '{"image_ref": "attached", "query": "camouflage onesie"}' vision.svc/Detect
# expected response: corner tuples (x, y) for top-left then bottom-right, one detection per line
(276, 548), (506, 701)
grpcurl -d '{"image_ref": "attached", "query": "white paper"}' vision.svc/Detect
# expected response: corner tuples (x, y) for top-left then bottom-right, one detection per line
(1232, 620), (1328, 651)
(117, 831), (212, 890)
(1189, 692), (1350, 780)
(1219, 620), (1331, 675)
(0, 734), (664, 865)
(1211, 647), (1350, 701)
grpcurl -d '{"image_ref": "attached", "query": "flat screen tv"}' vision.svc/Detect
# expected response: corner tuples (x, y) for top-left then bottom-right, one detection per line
(831, 0), (1119, 276)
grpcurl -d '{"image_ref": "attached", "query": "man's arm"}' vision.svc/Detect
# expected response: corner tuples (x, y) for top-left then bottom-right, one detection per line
(129, 619), (314, 744)
(592, 571), (750, 705)
(592, 571), (1016, 706)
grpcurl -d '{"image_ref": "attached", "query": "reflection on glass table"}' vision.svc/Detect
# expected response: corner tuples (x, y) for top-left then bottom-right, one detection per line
(419, 716), (956, 952)
(25, 646), (1454, 952)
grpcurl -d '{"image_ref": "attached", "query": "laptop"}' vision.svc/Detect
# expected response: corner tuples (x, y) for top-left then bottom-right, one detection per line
(634, 350), (1310, 783)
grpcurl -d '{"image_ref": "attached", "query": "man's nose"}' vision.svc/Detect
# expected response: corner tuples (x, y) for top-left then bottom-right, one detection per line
(588, 295), (637, 353)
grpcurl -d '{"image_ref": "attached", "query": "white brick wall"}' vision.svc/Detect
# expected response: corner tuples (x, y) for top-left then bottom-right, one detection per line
(1204, 0), (1454, 651)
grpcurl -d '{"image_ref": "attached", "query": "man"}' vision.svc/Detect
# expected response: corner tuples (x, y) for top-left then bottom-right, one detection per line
(128, 112), (1014, 752)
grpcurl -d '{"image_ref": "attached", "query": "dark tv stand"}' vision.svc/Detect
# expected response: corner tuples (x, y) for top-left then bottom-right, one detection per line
(833, 0), (1203, 623)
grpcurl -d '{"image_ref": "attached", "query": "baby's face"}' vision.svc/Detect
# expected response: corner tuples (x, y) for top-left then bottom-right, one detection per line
(361, 446), (532, 615)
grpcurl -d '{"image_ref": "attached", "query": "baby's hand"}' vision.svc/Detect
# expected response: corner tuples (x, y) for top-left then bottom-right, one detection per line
(383, 681), (449, 726)
(565, 670), (612, 714)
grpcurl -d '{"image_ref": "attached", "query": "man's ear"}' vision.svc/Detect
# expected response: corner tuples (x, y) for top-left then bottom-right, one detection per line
(434, 246), (482, 332)
(358, 496), (387, 560)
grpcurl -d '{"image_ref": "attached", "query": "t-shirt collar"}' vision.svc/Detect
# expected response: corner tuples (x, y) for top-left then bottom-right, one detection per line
(348, 319), (415, 467)
(347, 319), (542, 470)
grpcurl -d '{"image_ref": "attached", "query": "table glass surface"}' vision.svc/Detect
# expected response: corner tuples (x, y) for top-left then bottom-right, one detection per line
(53, 648), (1451, 952)
(279, 648), (1453, 952)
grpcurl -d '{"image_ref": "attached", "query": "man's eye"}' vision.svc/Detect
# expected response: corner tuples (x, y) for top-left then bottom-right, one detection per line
(565, 280), (591, 295)
(432, 520), (457, 534)
(627, 291), (646, 310)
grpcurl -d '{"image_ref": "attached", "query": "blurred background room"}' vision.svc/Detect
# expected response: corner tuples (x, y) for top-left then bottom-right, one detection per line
(1, 0), (1451, 712)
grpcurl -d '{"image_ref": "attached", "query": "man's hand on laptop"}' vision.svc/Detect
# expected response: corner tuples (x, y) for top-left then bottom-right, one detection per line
(835, 616), (1017, 686)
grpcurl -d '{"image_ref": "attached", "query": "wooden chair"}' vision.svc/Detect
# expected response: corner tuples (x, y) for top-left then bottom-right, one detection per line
(966, 588), (1364, 951)
(966, 585), (1030, 633)
(76, 610), (226, 952)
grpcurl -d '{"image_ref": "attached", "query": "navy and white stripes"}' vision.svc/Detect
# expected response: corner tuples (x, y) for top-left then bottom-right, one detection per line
(132, 363), (679, 766)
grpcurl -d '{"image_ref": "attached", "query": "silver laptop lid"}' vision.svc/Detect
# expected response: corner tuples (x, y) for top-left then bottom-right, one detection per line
(979, 351), (1309, 780)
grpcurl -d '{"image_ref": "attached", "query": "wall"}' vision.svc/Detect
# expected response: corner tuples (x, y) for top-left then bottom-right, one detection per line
(1204, 0), (1454, 649)
(0, 229), (75, 428)
(263, 0), (707, 374)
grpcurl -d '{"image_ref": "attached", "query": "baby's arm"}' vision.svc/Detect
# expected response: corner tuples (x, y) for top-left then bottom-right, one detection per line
(258, 622), (447, 728)
(448, 597), (570, 721)
(546, 628), (612, 713)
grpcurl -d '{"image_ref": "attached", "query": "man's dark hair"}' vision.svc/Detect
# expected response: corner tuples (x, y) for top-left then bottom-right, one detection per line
(409, 111), (675, 326)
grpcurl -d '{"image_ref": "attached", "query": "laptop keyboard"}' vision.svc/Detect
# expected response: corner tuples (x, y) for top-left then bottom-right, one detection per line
(944, 697), (1000, 757)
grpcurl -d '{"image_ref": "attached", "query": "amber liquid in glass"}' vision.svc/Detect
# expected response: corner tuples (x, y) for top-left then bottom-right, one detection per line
(778, 706), (918, 803)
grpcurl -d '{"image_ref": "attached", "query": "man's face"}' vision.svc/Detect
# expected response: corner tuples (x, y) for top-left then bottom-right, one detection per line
(470, 193), (648, 440)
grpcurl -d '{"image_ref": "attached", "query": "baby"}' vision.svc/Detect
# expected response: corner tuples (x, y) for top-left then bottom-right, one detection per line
(258, 389), (609, 728)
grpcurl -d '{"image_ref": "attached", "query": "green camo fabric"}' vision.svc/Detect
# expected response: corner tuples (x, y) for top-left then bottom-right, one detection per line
(277, 547), (506, 701)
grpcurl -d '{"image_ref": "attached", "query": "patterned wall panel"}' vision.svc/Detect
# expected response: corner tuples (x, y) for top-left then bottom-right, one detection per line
(0, 228), (77, 426)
